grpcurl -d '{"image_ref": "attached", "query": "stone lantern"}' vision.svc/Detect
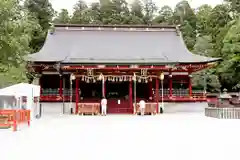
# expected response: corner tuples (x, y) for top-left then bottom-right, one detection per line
(218, 89), (232, 108)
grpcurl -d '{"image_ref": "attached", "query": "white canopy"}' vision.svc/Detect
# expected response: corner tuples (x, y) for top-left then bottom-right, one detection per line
(0, 83), (40, 97)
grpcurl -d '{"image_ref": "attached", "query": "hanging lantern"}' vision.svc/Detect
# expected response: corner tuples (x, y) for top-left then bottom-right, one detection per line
(138, 78), (141, 83)
(149, 77), (152, 82)
(132, 73), (136, 81)
(119, 76), (123, 82)
(129, 77), (132, 81)
(70, 74), (76, 81)
(81, 76), (84, 81)
(112, 77), (115, 82)
(98, 73), (103, 80)
(145, 79), (148, 83)
(86, 79), (90, 83)
(124, 76), (127, 81)
(159, 72), (164, 80)
(93, 79), (96, 83)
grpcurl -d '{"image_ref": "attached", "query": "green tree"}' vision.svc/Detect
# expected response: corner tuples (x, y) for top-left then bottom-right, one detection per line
(71, 0), (90, 24)
(224, 0), (240, 16)
(128, 0), (144, 24)
(220, 18), (240, 90)
(153, 5), (174, 24)
(88, 2), (102, 24)
(0, 0), (40, 87)
(131, 0), (144, 18)
(99, 0), (114, 24)
(173, 0), (197, 50)
(113, 0), (130, 24)
(207, 4), (232, 50)
(193, 36), (214, 56)
(54, 9), (71, 24)
(143, 0), (157, 24)
(196, 4), (212, 36)
(192, 36), (221, 91)
(24, 0), (54, 52)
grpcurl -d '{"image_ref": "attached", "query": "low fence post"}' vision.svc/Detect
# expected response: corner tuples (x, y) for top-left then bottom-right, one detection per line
(27, 110), (30, 126)
(13, 110), (17, 132)
(205, 107), (240, 119)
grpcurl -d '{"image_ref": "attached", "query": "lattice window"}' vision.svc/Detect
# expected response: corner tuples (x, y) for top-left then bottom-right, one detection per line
(159, 89), (169, 97)
(152, 88), (169, 97)
(62, 88), (80, 96)
(42, 88), (59, 96)
(192, 90), (205, 97)
(172, 89), (189, 97)
(42, 88), (83, 96)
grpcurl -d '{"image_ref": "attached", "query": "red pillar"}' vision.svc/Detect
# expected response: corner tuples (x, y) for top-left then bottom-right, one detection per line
(169, 75), (173, 97)
(148, 81), (153, 100)
(102, 79), (106, 98)
(189, 75), (192, 98)
(39, 75), (42, 95)
(75, 78), (79, 114)
(129, 79), (133, 113)
(59, 75), (63, 98)
(155, 78), (159, 113)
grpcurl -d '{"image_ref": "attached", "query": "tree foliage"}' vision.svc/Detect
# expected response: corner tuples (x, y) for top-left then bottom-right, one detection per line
(0, 0), (42, 87)
(54, 9), (71, 24)
(24, 0), (54, 52)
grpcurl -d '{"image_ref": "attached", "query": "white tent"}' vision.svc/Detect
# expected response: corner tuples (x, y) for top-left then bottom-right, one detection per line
(0, 83), (41, 121)
(0, 83), (40, 97)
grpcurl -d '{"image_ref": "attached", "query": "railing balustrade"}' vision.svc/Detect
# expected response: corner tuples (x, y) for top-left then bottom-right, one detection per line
(205, 107), (240, 119)
(41, 88), (205, 97)
(152, 88), (204, 97)
(41, 88), (80, 96)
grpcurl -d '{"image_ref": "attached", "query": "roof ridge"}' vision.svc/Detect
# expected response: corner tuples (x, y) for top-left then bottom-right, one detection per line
(54, 24), (177, 29)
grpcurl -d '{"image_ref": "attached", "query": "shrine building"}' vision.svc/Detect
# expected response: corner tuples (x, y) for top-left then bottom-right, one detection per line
(25, 24), (220, 114)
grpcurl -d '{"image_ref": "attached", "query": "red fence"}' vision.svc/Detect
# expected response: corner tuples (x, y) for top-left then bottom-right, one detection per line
(0, 110), (30, 132)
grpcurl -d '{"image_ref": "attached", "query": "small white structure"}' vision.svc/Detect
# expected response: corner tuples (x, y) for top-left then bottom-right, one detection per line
(0, 83), (40, 121)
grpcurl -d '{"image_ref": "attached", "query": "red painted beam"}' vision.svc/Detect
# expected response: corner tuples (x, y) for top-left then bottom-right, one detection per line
(129, 79), (133, 113)
(62, 65), (169, 70)
(39, 96), (207, 102)
(155, 78), (159, 113)
(75, 79), (79, 114)
(59, 76), (63, 98)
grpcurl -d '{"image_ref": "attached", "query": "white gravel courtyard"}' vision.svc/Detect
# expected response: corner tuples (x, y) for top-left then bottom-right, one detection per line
(1, 112), (240, 160)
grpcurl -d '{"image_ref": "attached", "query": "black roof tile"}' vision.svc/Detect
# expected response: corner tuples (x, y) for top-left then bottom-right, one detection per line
(25, 24), (220, 64)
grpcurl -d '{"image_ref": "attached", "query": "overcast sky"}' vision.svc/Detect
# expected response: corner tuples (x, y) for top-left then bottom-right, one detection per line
(50, 0), (224, 13)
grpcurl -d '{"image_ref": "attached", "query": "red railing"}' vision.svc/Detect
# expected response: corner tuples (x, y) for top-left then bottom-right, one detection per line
(107, 108), (133, 114)
(40, 88), (206, 102)
(0, 110), (30, 132)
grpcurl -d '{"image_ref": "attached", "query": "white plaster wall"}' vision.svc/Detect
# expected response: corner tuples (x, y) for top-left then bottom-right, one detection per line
(163, 102), (206, 113)
(41, 102), (75, 115)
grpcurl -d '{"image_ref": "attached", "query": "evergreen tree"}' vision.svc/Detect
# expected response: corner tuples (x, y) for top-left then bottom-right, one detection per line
(54, 9), (71, 24)
(24, 0), (54, 52)
(0, 0), (40, 87)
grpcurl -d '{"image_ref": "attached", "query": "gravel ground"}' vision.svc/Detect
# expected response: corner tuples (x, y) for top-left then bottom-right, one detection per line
(1, 105), (240, 160)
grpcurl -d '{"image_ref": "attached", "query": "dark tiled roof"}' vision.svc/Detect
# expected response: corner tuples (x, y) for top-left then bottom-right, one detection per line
(25, 24), (220, 64)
